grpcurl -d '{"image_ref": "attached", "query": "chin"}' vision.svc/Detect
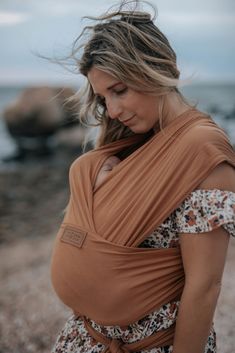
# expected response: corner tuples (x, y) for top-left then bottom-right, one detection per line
(129, 125), (152, 134)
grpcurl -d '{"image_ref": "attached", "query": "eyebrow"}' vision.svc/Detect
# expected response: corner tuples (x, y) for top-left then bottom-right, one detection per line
(94, 82), (123, 95)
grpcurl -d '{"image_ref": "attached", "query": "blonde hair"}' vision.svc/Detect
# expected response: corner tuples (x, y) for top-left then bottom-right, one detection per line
(71, 0), (191, 148)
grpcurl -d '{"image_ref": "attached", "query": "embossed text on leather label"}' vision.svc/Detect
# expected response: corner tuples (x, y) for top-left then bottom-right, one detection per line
(61, 226), (87, 248)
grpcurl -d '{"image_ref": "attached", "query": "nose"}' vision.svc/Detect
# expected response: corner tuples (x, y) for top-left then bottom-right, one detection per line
(106, 98), (123, 120)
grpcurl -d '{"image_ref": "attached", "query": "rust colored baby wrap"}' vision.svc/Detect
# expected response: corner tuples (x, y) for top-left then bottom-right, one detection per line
(51, 109), (235, 351)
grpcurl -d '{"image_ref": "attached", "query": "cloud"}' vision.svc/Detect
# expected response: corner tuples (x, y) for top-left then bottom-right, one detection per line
(0, 11), (29, 26)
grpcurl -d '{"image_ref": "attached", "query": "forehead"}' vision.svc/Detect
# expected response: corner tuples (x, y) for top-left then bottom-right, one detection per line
(87, 67), (121, 94)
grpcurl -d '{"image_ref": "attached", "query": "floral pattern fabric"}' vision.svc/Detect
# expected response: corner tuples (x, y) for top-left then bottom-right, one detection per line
(51, 189), (235, 353)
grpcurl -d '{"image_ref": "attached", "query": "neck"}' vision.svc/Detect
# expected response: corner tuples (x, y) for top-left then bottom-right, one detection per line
(154, 92), (191, 133)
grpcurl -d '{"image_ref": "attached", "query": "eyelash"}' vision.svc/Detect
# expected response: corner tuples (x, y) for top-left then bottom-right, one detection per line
(96, 87), (128, 107)
(115, 87), (128, 95)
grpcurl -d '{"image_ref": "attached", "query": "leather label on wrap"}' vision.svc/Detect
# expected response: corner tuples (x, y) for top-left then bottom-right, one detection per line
(61, 226), (87, 248)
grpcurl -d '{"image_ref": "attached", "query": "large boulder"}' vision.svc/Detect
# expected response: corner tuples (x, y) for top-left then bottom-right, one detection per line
(2, 86), (83, 160)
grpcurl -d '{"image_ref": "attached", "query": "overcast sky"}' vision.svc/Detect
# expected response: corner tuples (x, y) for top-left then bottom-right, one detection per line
(0, 0), (234, 85)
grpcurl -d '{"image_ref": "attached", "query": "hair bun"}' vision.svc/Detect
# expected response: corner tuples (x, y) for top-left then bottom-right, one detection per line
(120, 11), (152, 24)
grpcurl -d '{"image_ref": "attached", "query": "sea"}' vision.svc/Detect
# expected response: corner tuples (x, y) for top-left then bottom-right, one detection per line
(0, 83), (235, 163)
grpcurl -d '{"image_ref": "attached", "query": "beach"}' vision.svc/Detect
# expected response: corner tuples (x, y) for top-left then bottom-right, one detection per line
(0, 147), (234, 353)
(0, 149), (74, 353)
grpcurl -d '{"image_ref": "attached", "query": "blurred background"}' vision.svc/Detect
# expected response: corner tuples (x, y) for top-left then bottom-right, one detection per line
(0, 1), (234, 352)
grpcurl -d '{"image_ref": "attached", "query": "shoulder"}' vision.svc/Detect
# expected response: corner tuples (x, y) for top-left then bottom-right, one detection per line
(179, 114), (235, 176)
(68, 150), (95, 181)
(183, 114), (229, 146)
(70, 150), (95, 171)
(170, 110), (229, 150)
(198, 162), (235, 192)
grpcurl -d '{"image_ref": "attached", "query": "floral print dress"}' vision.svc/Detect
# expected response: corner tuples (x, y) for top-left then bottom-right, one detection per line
(51, 189), (235, 353)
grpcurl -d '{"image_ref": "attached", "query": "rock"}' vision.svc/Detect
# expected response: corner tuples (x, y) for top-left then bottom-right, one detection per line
(2, 86), (85, 161)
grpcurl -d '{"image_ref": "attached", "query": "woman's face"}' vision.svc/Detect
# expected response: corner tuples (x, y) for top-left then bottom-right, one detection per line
(88, 67), (160, 134)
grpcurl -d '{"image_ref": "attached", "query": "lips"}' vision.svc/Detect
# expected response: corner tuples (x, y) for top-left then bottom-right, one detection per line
(120, 115), (135, 124)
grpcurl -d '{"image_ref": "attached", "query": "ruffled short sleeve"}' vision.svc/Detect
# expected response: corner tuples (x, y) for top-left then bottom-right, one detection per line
(174, 189), (235, 236)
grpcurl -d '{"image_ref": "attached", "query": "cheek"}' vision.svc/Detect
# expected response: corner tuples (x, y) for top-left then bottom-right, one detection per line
(144, 97), (158, 118)
(135, 101), (153, 121)
(125, 92), (142, 110)
(132, 93), (157, 112)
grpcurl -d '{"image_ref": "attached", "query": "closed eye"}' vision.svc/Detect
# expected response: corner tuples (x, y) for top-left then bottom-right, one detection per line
(114, 87), (128, 95)
(95, 85), (127, 107)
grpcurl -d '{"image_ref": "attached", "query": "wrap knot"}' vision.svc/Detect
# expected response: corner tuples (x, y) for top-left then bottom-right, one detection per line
(104, 338), (130, 353)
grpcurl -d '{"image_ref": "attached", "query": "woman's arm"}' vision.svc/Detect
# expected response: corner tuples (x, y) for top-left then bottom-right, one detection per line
(172, 162), (235, 353)
(173, 227), (229, 353)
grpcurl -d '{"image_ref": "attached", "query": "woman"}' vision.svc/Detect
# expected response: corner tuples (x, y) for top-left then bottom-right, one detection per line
(50, 1), (235, 353)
